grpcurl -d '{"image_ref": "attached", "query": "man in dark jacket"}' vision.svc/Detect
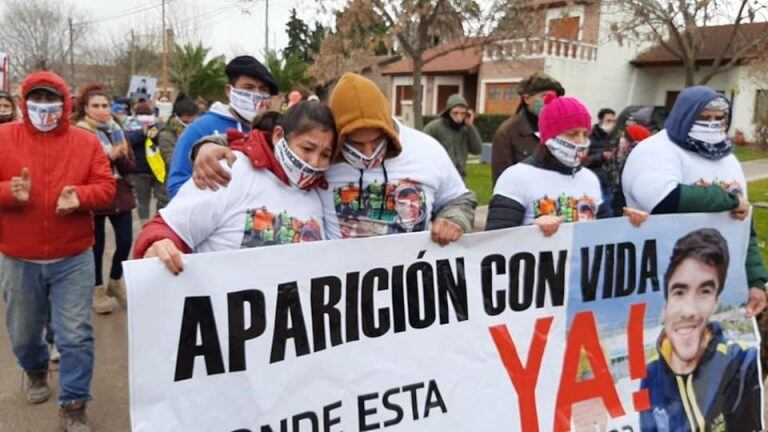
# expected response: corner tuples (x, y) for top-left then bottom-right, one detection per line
(490, 72), (564, 184)
(585, 108), (617, 213)
(423, 94), (483, 181)
(640, 228), (761, 432)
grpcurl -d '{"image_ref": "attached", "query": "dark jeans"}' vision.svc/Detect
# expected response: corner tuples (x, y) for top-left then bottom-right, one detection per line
(93, 212), (133, 286)
(132, 173), (167, 219)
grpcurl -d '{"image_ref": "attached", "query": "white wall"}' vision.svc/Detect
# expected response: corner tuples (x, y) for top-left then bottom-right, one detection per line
(543, 2), (647, 122)
(630, 66), (760, 140)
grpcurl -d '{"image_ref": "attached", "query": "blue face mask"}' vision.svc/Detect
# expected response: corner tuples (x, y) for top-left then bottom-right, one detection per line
(684, 119), (733, 160)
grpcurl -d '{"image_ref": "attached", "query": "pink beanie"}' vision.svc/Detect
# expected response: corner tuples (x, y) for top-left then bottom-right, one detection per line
(538, 94), (592, 143)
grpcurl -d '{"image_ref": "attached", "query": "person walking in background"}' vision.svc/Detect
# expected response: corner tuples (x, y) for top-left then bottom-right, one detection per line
(0, 91), (18, 124)
(73, 83), (136, 315)
(156, 94), (199, 209)
(491, 72), (565, 185)
(423, 94), (482, 182)
(610, 124), (652, 215)
(585, 108), (618, 214)
(166, 55), (279, 199)
(622, 85), (767, 317)
(0, 71), (115, 432)
(126, 100), (166, 225)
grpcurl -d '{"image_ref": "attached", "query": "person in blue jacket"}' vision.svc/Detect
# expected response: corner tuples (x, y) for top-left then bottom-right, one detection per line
(166, 55), (278, 198)
(640, 228), (761, 432)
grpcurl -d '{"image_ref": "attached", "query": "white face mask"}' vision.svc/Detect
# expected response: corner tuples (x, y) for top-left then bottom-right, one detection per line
(342, 139), (387, 170)
(545, 136), (589, 168)
(228, 88), (270, 122)
(601, 122), (615, 133)
(689, 119), (727, 144)
(27, 101), (63, 132)
(274, 138), (327, 189)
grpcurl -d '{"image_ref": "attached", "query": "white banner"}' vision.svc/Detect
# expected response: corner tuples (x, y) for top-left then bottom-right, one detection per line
(124, 213), (762, 432)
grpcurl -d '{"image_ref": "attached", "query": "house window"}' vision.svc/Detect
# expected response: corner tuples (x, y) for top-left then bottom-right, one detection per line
(504, 87), (517, 101)
(485, 83), (520, 114)
(755, 90), (768, 123)
(548, 16), (580, 40)
(489, 88), (501, 101)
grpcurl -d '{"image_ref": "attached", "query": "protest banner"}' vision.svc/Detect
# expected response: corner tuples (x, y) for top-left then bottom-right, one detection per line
(124, 213), (763, 432)
(127, 75), (157, 100)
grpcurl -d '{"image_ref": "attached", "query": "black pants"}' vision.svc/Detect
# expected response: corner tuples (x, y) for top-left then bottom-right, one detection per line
(93, 212), (133, 286)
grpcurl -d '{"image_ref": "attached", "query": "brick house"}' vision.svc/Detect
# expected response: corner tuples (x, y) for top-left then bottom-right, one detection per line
(381, 0), (639, 122)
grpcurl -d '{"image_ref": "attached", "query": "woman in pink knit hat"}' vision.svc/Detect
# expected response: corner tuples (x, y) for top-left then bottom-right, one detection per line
(486, 93), (647, 236)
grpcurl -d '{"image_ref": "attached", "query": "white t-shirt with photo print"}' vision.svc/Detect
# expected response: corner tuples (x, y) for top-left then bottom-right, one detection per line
(160, 152), (324, 253)
(622, 130), (746, 212)
(320, 121), (469, 239)
(493, 163), (603, 226)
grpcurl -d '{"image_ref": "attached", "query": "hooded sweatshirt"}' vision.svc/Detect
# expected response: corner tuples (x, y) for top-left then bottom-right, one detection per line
(133, 130), (323, 257)
(422, 94), (483, 179)
(0, 71), (115, 260)
(167, 101), (249, 198)
(622, 86), (767, 289)
(321, 73), (469, 239)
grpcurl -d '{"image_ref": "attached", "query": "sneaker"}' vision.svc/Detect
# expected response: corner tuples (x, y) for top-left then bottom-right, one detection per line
(24, 370), (50, 404)
(106, 278), (127, 308)
(59, 401), (90, 432)
(50, 344), (60, 363)
(93, 284), (118, 314)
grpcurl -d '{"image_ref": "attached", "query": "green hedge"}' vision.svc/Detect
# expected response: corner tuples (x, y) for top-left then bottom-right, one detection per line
(422, 114), (509, 142)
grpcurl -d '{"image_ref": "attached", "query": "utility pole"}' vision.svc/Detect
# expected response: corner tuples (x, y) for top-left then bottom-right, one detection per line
(130, 29), (136, 77)
(162, 0), (168, 96)
(265, 0), (269, 55)
(68, 17), (75, 87)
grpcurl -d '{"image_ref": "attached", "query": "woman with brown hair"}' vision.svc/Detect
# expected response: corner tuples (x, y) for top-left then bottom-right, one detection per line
(72, 83), (136, 314)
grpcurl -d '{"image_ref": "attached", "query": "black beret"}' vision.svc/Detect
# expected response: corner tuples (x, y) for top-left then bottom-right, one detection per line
(225, 55), (279, 95)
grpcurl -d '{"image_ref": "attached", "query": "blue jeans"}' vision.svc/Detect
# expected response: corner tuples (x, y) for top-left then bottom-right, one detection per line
(1, 250), (95, 405)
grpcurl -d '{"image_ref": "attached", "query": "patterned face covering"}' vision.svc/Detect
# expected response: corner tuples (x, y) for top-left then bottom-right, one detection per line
(274, 138), (327, 189)
(342, 139), (387, 170)
(27, 101), (63, 132)
(685, 119), (733, 160)
(229, 88), (270, 122)
(545, 136), (589, 168)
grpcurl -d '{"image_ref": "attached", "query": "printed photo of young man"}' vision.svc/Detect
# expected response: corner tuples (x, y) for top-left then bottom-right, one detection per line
(640, 228), (762, 432)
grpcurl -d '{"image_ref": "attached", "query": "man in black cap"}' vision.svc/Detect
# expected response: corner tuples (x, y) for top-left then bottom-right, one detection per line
(166, 55), (278, 198)
(490, 72), (565, 184)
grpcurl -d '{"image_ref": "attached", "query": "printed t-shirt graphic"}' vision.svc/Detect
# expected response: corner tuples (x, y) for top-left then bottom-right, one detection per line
(321, 121), (468, 240)
(333, 179), (428, 238)
(493, 163), (603, 225)
(160, 152), (324, 253)
(242, 207), (322, 248)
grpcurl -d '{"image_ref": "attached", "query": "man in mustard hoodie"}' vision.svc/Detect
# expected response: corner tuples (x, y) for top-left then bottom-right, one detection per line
(189, 73), (477, 245)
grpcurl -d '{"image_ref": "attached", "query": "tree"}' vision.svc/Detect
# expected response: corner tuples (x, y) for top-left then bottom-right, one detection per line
(170, 43), (227, 101)
(265, 50), (311, 93)
(611, 0), (768, 86)
(285, 9), (311, 62)
(1, 0), (90, 85)
(314, 0), (515, 129)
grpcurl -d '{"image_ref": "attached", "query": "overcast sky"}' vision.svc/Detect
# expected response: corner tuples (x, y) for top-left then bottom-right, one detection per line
(73, 0), (327, 62)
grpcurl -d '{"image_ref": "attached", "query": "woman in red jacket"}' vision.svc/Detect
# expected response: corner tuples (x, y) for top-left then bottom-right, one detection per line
(73, 83), (136, 314)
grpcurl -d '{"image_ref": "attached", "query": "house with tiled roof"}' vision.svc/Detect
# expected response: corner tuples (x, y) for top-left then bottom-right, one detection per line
(628, 22), (768, 141)
(381, 0), (641, 121)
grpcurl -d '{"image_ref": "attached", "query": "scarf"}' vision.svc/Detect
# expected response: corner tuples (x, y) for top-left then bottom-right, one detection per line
(678, 136), (734, 161)
(78, 116), (129, 178)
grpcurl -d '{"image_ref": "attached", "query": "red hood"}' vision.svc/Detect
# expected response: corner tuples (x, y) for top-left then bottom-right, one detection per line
(20, 71), (72, 135)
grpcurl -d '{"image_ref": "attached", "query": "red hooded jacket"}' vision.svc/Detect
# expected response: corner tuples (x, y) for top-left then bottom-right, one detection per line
(0, 71), (115, 260)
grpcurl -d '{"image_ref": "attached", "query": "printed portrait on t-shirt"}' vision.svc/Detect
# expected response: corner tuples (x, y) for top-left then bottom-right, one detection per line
(332, 179), (427, 238)
(695, 178), (743, 196)
(532, 193), (597, 222)
(241, 206), (322, 248)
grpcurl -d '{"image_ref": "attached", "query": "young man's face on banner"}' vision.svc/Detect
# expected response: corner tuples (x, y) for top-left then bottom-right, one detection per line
(662, 258), (720, 372)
